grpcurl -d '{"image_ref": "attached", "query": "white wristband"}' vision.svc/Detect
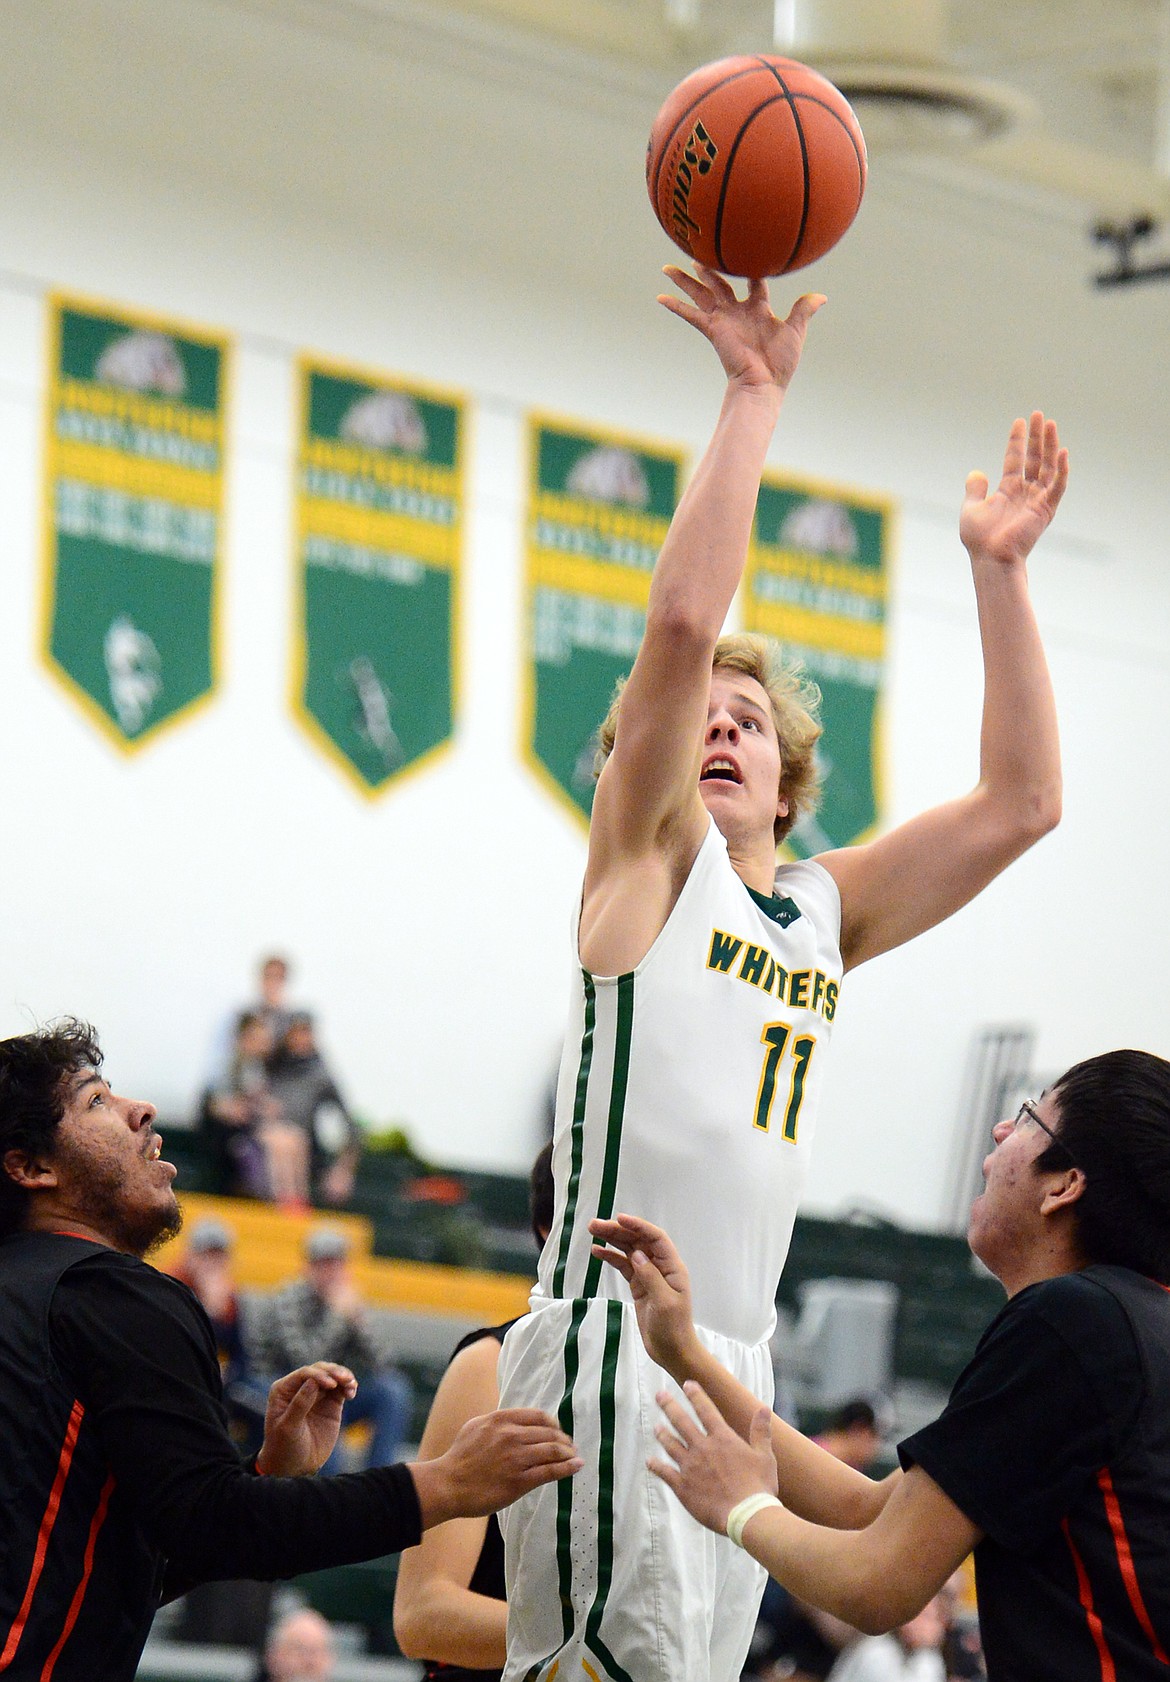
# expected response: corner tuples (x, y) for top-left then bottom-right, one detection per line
(726, 1492), (783, 1548)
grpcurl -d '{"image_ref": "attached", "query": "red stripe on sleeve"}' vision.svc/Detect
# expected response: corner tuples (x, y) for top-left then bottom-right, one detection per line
(0, 1400), (85, 1672)
(1063, 1516), (1118, 1682)
(1097, 1468), (1170, 1665)
(39, 1473), (116, 1682)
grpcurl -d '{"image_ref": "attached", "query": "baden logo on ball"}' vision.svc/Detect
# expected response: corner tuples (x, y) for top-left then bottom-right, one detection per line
(647, 55), (867, 278)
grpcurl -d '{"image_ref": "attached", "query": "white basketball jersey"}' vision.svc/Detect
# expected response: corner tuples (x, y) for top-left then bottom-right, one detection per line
(535, 818), (843, 1347)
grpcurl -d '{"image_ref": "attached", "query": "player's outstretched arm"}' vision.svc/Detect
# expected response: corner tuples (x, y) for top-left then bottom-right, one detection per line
(583, 271), (822, 967)
(653, 1382), (979, 1632)
(819, 411), (1068, 972)
(591, 1214), (891, 1530)
(408, 1407), (581, 1530)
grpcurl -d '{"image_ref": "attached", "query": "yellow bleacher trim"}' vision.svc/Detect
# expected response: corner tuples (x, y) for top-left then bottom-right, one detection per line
(153, 1193), (535, 1322)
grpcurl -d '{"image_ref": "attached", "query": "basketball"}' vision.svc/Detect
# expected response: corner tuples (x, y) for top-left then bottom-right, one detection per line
(646, 55), (867, 278)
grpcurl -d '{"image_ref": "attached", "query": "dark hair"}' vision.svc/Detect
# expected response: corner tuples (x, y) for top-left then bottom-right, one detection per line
(826, 1398), (878, 1434)
(530, 1141), (554, 1250)
(1039, 1049), (1170, 1283)
(0, 1020), (103, 1239)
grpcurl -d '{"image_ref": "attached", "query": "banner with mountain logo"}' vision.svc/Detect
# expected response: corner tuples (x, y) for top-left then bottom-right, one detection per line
(292, 358), (466, 796)
(522, 416), (686, 826)
(42, 294), (229, 750)
(744, 470), (894, 855)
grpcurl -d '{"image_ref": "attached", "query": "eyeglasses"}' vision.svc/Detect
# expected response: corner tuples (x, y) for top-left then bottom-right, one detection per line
(1008, 1099), (1077, 1168)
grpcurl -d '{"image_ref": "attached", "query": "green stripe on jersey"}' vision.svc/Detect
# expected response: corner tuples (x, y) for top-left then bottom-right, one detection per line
(581, 972), (634, 1299)
(555, 1299), (588, 1644)
(552, 974), (595, 1299)
(584, 1302), (635, 1682)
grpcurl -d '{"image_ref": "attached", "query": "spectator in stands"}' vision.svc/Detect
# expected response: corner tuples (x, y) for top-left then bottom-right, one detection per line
(201, 1013), (309, 1208)
(256, 1606), (337, 1682)
(815, 1399), (885, 1473)
(205, 953), (300, 1090)
(267, 1013), (361, 1206)
(827, 1597), (948, 1682)
(246, 1226), (413, 1472)
(393, 1143), (554, 1681)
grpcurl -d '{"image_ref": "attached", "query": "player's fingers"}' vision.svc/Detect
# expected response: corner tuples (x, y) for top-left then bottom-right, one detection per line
(518, 1454), (584, 1489)
(681, 1381), (726, 1436)
(1050, 447), (1070, 506)
(693, 262), (737, 300)
(663, 265), (715, 306)
(609, 1212), (669, 1246)
(629, 1249), (678, 1304)
(964, 470), (989, 504)
(657, 1390), (703, 1446)
(1000, 416), (1027, 480)
(495, 1407), (565, 1430)
(1024, 410), (1044, 480)
(589, 1243), (634, 1282)
(657, 294), (709, 332)
(588, 1218), (638, 1251)
(281, 1377), (325, 1427)
(785, 292), (826, 333)
(648, 1453), (684, 1492)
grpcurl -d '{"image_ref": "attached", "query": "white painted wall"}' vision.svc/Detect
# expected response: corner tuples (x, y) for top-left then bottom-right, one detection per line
(1, 0), (1168, 1227)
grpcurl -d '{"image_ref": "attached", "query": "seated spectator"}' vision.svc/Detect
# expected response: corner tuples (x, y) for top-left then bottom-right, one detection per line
(267, 1013), (361, 1206)
(244, 1226), (412, 1472)
(393, 1144), (553, 1681)
(254, 1606), (336, 1682)
(201, 1013), (310, 1208)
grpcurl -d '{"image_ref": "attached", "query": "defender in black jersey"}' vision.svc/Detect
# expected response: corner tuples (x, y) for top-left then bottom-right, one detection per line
(0, 1022), (580, 1682)
(590, 1047), (1170, 1682)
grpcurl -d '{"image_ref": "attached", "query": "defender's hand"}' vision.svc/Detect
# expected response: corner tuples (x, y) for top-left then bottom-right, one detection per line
(959, 411), (1069, 568)
(650, 1381), (778, 1536)
(411, 1408), (582, 1528)
(257, 1362), (358, 1476)
(589, 1213), (700, 1379)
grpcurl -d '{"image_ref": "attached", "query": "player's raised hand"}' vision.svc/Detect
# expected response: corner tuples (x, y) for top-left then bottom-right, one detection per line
(589, 1213), (699, 1379)
(258, 1362), (359, 1476)
(658, 264), (824, 395)
(650, 1381), (778, 1536)
(959, 411), (1069, 569)
(411, 1408), (582, 1528)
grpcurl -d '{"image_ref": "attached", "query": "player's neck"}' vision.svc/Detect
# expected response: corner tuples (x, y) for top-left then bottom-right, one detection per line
(726, 838), (779, 896)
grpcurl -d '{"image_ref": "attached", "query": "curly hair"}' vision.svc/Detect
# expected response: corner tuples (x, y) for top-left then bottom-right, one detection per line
(594, 632), (822, 844)
(0, 1020), (103, 1239)
(1039, 1049), (1170, 1284)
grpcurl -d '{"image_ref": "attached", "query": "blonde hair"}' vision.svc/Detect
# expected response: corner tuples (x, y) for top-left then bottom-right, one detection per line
(595, 633), (822, 845)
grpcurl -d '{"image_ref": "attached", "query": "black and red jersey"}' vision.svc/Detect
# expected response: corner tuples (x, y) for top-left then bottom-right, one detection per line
(0, 1231), (422, 1681)
(901, 1265), (1170, 1681)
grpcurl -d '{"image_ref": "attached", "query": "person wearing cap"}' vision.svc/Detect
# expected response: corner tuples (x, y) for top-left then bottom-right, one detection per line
(245, 1225), (414, 1471)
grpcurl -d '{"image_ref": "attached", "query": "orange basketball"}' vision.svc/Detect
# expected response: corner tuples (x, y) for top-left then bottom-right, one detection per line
(646, 55), (867, 278)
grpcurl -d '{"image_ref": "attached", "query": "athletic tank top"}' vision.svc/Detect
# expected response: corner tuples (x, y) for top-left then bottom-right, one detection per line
(536, 819), (843, 1346)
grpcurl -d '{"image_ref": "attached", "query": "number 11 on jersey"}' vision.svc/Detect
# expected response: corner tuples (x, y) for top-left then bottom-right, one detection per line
(754, 1022), (815, 1140)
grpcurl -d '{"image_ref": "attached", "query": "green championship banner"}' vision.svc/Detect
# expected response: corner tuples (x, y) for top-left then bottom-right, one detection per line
(292, 357), (466, 796)
(42, 294), (229, 750)
(744, 470), (895, 856)
(522, 416), (686, 826)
